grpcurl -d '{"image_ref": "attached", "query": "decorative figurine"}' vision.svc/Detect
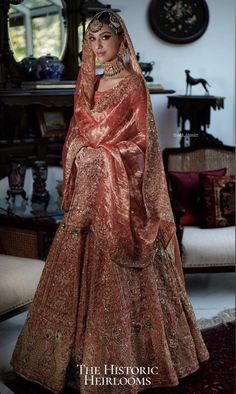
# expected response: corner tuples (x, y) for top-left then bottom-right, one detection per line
(31, 161), (50, 206)
(6, 158), (28, 203)
(185, 69), (211, 95)
(136, 52), (155, 82)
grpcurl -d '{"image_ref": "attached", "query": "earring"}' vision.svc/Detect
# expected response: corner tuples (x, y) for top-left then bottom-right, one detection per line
(118, 41), (127, 60)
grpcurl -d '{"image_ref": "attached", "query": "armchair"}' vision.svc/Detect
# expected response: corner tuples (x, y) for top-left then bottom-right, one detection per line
(0, 165), (63, 321)
(163, 142), (235, 273)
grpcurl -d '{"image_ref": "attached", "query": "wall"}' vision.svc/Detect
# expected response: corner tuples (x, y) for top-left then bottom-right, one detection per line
(102, 0), (235, 148)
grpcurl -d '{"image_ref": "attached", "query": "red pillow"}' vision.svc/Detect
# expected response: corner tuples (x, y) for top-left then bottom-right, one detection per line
(168, 168), (227, 225)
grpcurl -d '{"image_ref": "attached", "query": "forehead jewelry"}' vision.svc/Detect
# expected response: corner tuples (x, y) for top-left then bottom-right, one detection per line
(88, 13), (122, 35)
(88, 18), (103, 33)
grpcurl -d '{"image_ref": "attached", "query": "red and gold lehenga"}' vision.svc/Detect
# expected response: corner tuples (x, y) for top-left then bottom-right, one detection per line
(11, 11), (209, 394)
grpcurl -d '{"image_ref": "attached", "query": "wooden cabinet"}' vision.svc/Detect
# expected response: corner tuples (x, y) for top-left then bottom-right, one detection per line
(0, 89), (73, 178)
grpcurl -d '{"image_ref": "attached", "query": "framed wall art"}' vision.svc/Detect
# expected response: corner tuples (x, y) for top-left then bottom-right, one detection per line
(37, 110), (67, 138)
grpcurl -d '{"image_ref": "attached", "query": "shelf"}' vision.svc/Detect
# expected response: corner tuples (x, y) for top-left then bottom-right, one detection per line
(0, 86), (175, 107)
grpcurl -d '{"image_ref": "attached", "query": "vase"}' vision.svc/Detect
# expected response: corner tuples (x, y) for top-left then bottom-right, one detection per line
(36, 54), (64, 81)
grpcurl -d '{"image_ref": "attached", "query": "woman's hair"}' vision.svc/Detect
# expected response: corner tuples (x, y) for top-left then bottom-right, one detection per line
(89, 11), (124, 36)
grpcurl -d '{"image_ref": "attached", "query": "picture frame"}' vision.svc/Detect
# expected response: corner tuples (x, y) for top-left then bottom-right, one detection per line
(37, 110), (67, 138)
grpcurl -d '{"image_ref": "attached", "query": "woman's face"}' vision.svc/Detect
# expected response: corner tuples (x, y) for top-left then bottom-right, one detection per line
(88, 24), (123, 63)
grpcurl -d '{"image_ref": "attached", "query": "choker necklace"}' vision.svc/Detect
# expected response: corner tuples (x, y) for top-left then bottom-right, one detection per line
(103, 58), (124, 78)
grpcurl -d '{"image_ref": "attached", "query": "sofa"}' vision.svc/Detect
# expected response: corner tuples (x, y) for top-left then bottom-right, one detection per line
(163, 142), (235, 273)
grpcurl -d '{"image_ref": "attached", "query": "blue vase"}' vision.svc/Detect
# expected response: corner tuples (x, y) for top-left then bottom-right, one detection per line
(20, 55), (38, 81)
(37, 53), (64, 81)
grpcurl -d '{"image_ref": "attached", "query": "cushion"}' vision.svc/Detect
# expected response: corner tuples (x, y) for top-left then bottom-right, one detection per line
(182, 226), (235, 268)
(0, 254), (44, 316)
(168, 168), (227, 225)
(200, 175), (235, 228)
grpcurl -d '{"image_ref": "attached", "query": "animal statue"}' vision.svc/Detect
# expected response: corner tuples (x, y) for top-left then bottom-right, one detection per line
(185, 70), (211, 95)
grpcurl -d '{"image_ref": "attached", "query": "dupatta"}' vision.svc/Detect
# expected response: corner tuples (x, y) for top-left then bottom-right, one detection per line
(61, 11), (183, 275)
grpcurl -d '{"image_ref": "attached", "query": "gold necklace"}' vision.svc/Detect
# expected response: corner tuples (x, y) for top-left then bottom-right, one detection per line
(103, 58), (124, 78)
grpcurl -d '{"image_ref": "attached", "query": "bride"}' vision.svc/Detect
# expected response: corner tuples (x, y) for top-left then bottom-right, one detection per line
(11, 10), (209, 394)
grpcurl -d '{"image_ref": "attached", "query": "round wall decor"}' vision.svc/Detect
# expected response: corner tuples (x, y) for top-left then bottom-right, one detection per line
(148, 0), (209, 44)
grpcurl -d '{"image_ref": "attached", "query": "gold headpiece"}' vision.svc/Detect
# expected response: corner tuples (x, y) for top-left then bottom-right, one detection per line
(88, 18), (103, 34)
(109, 13), (123, 34)
(88, 11), (123, 35)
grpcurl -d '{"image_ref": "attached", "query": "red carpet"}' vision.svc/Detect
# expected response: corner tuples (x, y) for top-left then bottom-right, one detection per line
(2, 321), (235, 394)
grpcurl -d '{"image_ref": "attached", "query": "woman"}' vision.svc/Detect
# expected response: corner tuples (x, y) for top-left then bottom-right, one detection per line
(11, 11), (209, 394)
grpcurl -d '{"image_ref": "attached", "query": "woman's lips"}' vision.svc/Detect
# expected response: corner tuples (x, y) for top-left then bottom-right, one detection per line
(96, 52), (106, 57)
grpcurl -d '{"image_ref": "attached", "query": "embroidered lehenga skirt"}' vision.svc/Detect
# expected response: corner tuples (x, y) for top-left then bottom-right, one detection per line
(11, 147), (209, 394)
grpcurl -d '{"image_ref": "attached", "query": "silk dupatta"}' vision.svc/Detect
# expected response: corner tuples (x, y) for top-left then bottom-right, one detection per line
(62, 11), (182, 274)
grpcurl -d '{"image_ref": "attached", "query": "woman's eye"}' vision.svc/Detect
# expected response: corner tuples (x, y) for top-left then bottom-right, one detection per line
(101, 35), (111, 40)
(88, 36), (95, 41)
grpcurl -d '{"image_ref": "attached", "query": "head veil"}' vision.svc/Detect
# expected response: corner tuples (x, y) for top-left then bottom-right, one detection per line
(62, 11), (183, 277)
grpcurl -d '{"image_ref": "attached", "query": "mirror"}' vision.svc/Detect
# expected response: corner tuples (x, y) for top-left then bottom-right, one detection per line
(9, 0), (67, 61)
(0, 0), (120, 86)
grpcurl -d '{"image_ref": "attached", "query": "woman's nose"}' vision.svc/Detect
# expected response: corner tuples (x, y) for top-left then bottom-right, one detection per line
(96, 39), (103, 49)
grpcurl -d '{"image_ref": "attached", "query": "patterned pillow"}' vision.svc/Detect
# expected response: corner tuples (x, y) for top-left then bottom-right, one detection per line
(168, 168), (227, 225)
(199, 175), (235, 228)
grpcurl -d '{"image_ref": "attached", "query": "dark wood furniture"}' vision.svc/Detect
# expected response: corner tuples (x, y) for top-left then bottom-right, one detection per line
(0, 87), (175, 179)
(167, 95), (225, 147)
(0, 199), (62, 261)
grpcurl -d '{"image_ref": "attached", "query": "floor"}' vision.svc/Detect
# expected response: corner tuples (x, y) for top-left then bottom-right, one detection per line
(0, 272), (235, 394)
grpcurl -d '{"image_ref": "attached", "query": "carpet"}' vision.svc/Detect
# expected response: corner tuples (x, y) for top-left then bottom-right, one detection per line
(2, 321), (235, 394)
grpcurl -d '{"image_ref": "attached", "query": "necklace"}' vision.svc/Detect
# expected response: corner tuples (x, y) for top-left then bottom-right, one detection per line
(103, 58), (124, 78)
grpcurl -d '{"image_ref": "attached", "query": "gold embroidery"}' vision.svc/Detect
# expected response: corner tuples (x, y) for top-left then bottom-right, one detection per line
(70, 229), (79, 238)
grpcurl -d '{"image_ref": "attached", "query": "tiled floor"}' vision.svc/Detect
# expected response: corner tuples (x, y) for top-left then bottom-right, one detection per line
(0, 272), (235, 393)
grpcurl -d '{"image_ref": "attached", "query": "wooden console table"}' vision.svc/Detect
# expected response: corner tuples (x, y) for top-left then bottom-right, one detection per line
(0, 86), (175, 106)
(167, 95), (225, 147)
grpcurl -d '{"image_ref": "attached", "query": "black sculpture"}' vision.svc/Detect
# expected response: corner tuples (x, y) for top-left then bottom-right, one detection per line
(185, 70), (210, 95)
(6, 158), (28, 202)
(31, 161), (50, 207)
(136, 53), (155, 82)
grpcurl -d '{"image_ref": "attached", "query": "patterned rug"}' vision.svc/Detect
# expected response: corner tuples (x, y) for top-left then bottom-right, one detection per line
(2, 320), (235, 394)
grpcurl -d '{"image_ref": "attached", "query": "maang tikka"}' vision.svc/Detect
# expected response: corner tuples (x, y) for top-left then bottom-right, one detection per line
(88, 12), (123, 35)
(88, 18), (103, 34)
